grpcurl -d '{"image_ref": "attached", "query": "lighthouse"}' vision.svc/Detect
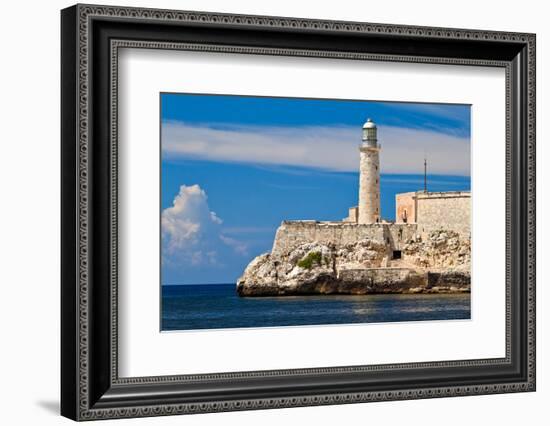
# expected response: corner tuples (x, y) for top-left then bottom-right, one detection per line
(358, 118), (381, 224)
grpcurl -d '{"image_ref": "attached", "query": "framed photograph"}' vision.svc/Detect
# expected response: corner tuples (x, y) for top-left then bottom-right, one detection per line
(61, 4), (536, 421)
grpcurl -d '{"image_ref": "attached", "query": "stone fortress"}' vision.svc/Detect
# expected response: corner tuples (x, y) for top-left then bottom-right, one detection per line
(237, 119), (471, 296)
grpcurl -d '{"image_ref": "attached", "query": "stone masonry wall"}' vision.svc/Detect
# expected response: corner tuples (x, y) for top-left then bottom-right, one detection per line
(416, 192), (471, 237)
(271, 221), (418, 257)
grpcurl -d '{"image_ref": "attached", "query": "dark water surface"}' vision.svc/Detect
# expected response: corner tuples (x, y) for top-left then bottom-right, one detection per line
(161, 284), (470, 331)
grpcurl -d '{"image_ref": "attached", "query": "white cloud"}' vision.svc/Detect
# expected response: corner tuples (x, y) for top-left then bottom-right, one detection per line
(162, 121), (470, 176)
(161, 184), (247, 267)
(219, 235), (249, 256)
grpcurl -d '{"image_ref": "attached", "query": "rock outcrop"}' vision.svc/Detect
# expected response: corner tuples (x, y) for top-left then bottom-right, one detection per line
(402, 229), (471, 269)
(236, 228), (470, 297)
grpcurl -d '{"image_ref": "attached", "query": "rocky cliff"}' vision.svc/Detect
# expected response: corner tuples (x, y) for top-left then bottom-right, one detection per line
(236, 227), (470, 296)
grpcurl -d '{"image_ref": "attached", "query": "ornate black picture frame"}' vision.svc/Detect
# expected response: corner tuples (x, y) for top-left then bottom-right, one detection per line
(61, 4), (536, 421)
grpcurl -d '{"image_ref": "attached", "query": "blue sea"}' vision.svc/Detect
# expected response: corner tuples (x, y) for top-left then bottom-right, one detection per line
(161, 284), (470, 331)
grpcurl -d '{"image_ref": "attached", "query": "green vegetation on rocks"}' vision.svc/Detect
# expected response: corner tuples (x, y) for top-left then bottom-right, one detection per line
(297, 251), (322, 269)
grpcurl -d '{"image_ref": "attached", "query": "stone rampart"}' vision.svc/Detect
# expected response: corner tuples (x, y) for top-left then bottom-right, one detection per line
(395, 191), (471, 237)
(271, 221), (418, 256)
(416, 192), (471, 237)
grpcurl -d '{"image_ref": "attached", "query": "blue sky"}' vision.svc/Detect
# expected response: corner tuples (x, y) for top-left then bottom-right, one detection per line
(160, 93), (471, 285)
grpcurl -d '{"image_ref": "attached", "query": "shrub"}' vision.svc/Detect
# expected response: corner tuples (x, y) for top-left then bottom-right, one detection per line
(297, 251), (322, 269)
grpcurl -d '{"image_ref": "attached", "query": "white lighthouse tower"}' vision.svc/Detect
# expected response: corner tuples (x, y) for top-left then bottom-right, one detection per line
(358, 118), (381, 224)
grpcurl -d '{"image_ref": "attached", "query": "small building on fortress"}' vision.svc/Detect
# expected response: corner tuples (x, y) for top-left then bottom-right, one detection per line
(237, 119), (471, 296)
(394, 190), (471, 237)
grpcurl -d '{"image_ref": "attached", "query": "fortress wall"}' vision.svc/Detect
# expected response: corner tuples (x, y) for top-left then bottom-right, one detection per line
(415, 192), (471, 237)
(271, 221), (418, 256)
(338, 268), (425, 287)
(383, 223), (419, 250)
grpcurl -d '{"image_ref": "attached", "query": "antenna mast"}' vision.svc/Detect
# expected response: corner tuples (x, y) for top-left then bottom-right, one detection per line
(423, 156), (427, 193)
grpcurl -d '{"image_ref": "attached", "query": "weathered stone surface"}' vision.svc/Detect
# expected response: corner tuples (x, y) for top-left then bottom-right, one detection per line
(415, 192), (471, 237)
(271, 221), (417, 256)
(402, 229), (471, 268)
(395, 191), (471, 238)
(236, 228), (470, 297)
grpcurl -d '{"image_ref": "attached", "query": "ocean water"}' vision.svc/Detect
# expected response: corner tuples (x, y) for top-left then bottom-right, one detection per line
(161, 284), (471, 331)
